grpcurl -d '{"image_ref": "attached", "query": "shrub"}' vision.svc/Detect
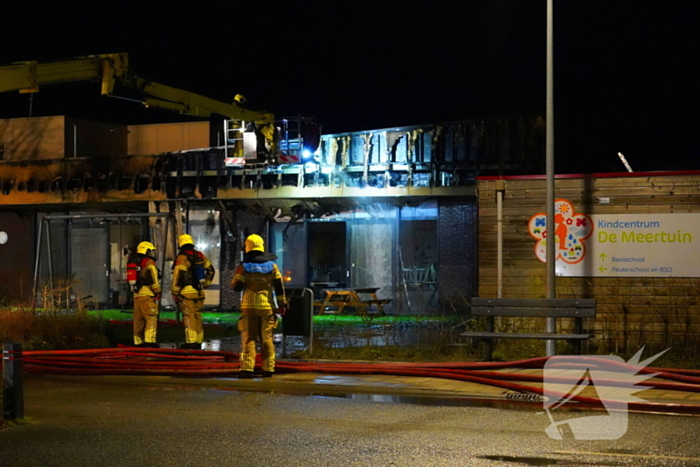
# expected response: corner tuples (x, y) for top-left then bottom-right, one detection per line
(0, 308), (109, 351)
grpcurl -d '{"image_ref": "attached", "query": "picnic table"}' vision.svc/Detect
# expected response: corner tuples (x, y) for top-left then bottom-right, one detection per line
(313, 287), (391, 316)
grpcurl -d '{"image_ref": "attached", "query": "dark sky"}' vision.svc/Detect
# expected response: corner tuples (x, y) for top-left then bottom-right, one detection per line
(1, 1), (698, 173)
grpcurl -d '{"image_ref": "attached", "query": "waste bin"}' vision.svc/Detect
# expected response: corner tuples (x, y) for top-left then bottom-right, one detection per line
(281, 288), (314, 356)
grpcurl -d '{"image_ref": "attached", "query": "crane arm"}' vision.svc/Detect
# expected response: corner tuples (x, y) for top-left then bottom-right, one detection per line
(0, 53), (273, 124)
(0, 53), (127, 95)
(131, 76), (273, 123)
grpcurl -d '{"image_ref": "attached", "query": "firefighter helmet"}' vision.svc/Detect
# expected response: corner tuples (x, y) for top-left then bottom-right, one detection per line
(244, 234), (265, 253)
(136, 241), (156, 257)
(178, 234), (194, 248)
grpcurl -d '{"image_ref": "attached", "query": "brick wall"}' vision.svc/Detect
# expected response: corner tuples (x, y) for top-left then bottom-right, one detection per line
(437, 198), (478, 314)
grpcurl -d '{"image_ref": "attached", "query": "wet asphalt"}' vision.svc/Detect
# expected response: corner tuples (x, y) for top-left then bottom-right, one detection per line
(1, 374), (700, 466)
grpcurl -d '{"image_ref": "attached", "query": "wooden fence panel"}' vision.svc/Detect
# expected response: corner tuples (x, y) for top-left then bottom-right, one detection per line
(476, 173), (700, 350)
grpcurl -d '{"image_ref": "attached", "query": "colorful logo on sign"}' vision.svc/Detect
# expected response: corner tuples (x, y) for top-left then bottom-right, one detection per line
(528, 199), (593, 264)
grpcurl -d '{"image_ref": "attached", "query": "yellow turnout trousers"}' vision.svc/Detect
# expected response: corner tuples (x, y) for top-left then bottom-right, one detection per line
(181, 297), (204, 344)
(133, 296), (158, 345)
(238, 308), (277, 373)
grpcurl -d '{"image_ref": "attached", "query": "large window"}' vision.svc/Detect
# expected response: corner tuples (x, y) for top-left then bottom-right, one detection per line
(188, 208), (221, 307)
(398, 201), (438, 314)
(269, 201), (438, 315)
(271, 221), (306, 288)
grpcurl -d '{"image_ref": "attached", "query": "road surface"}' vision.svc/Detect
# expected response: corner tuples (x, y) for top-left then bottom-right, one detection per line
(1, 375), (699, 466)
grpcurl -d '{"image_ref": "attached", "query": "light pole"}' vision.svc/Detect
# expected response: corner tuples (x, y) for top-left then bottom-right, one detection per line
(545, 0), (556, 357)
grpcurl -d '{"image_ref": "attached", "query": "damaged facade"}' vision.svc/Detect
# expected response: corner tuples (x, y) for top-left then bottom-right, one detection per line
(0, 115), (543, 313)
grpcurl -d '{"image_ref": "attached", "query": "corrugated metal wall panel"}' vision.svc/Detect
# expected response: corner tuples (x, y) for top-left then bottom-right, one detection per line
(0, 212), (34, 302)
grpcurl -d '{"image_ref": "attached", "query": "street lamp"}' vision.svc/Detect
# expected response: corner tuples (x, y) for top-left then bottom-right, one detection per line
(545, 0), (556, 357)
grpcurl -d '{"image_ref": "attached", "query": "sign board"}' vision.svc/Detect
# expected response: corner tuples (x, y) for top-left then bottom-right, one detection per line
(528, 200), (700, 278)
(224, 157), (245, 167)
(278, 154), (300, 163)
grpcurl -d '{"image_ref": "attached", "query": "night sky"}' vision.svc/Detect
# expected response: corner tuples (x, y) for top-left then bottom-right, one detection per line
(1, 1), (697, 174)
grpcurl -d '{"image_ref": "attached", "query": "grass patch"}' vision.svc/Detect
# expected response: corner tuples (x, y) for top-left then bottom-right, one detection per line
(488, 340), (551, 362)
(6, 417), (35, 427)
(7, 305), (695, 369)
(86, 309), (243, 345)
(312, 314), (449, 328)
(105, 320), (242, 345)
(469, 338), (700, 369)
(298, 316), (478, 362)
(299, 344), (478, 363)
(89, 310), (442, 327)
(88, 309), (241, 324)
(0, 417), (35, 431)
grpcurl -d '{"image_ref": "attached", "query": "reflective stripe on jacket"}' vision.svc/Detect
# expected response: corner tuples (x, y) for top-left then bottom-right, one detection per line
(231, 261), (287, 310)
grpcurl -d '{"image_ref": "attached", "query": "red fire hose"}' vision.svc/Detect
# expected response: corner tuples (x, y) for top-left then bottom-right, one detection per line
(14, 348), (700, 415)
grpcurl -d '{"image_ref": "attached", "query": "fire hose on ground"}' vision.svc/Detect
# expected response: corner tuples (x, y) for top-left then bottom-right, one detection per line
(5, 347), (700, 416)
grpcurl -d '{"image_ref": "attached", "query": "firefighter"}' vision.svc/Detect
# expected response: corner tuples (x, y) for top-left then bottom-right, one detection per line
(132, 241), (161, 347)
(171, 234), (215, 349)
(231, 234), (287, 378)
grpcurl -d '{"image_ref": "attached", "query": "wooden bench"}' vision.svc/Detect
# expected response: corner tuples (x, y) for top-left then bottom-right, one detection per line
(461, 297), (596, 360)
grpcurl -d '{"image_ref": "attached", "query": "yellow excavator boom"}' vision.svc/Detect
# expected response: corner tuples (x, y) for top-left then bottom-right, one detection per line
(0, 53), (273, 124)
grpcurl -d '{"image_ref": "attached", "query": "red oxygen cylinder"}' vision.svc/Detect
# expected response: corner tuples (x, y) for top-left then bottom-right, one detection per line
(126, 260), (138, 287)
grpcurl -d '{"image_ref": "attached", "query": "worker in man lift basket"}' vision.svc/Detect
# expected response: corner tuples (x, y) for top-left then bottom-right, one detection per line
(231, 234), (287, 378)
(171, 234), (216, 349)
(132, 241), (161, 347)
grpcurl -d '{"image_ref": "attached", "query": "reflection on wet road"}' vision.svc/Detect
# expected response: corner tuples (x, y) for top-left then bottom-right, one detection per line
(2, 375), (699, 466)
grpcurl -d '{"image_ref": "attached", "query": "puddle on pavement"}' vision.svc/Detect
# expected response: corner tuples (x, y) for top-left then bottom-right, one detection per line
(202, 383), (545, 410)
(478, 455), (622, 466)
(479, 457), (560, 466)
(291, 391), (552, 411)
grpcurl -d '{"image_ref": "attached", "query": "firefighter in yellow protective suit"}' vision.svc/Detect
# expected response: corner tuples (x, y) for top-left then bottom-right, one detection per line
(231, 234), (287, 378)
(171, 234), (215, 349)
(133, 241), (161, 347)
